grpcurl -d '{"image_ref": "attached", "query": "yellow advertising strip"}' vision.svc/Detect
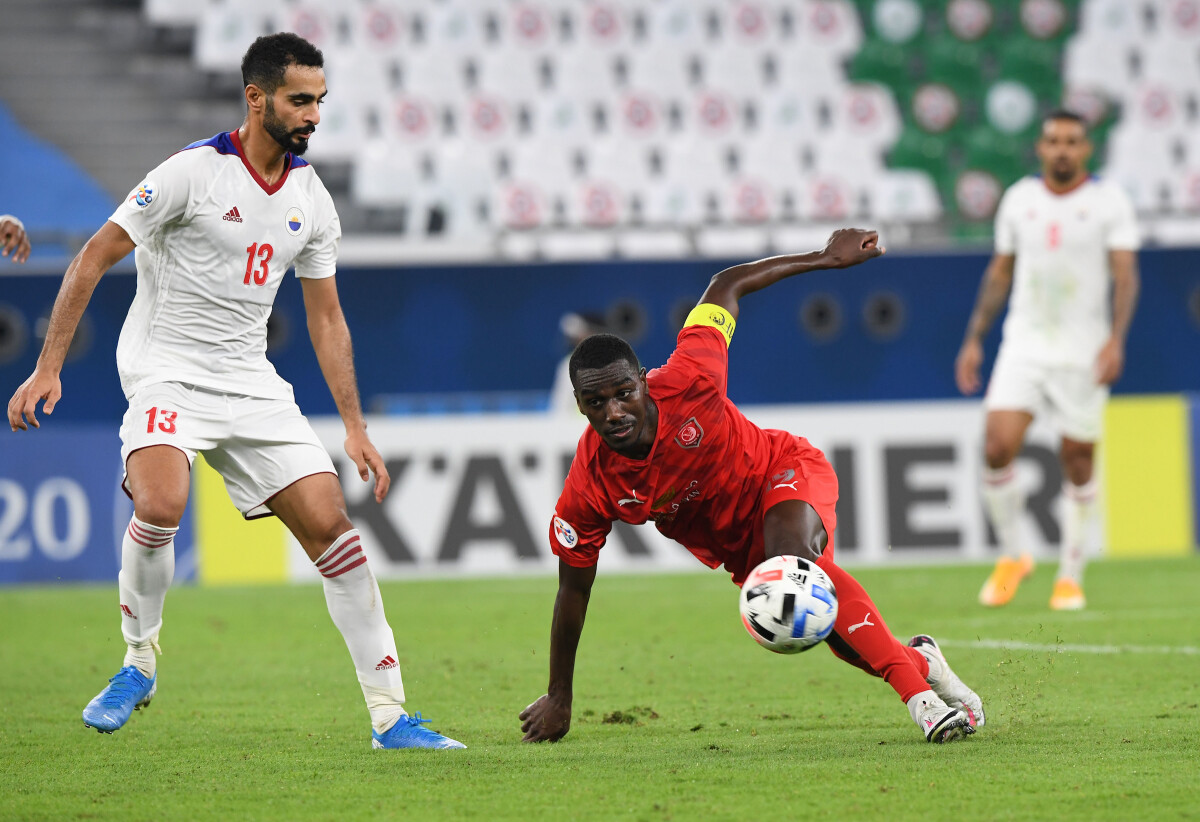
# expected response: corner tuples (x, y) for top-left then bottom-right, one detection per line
(194, 455), (288, 584)
(1104, 395), (1194, 557)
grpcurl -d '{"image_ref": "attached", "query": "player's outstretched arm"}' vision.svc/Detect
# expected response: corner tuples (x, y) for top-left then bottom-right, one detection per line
(1095, 249), (1140, 385)
(300, 276), (390, 503)
(697, 228), (884, 321)
(520, 559), (597, 742)
(0, 215), (32, 264)
(955, 253), (1015, 396)
(7, 221), (133, 431)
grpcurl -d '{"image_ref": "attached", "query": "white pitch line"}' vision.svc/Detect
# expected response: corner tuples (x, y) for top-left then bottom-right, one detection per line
(937, 638), (1200, 656)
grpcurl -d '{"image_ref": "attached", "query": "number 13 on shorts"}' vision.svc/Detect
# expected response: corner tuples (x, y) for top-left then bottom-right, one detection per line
(145, 406), (178, 434)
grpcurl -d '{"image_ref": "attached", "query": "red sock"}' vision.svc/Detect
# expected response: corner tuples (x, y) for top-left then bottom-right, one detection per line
(816, 558), (930, 702)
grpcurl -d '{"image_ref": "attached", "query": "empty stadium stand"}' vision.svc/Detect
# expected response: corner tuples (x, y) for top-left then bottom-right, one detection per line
(2, 0), (1199, 260)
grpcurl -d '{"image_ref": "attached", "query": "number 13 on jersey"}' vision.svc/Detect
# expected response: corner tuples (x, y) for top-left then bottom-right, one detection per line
(244, 242), (274, 285)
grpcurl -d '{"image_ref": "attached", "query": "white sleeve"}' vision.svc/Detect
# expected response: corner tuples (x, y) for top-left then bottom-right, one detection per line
(107, 151), (194, 245)
(1105, 185), (1140, 251)
(993, 184), (1018, 255)
(294, 182), (340, 280)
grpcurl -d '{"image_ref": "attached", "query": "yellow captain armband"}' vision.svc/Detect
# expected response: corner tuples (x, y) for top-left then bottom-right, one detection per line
(684, 303), (736, 346)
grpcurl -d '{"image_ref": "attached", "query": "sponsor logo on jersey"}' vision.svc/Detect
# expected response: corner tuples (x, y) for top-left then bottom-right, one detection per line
(285, 207), (304, 236)
(674, 417), (703, 449)
(222, 206), (243, 223)
(771, 468), (799, 491)
(847, 612), (874, 634)
(651, 486), (678, 510)
(552, 516), (578, 549)
(128, 181), (156, 209)
(617, 489), (645, 507)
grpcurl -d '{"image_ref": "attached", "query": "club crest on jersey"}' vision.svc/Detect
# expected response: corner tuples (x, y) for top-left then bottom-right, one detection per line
(674, 417), (703, 449)
(285, 207), (304, 236)
(552, 516), (578, 549)
(128, 181), (156, 209)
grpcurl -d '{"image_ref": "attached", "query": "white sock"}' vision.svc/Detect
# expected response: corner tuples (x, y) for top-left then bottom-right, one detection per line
(906, 689), (947, 725)
(118, 516), (176, 678)
(982, 464), (1022, 558)
(316, 529), (407, 734)
(1058, 478), (1097, 584)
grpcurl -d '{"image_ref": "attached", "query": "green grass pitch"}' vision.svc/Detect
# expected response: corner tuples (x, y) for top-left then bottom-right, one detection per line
(2, 557), (1197, 821)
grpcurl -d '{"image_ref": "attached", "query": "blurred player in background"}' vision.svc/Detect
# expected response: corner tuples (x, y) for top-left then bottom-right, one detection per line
(6, 33), (463, 750)
(955, 110), (1140, 611)
(548, 311), (606, 417)
(1, 214), (31, 263)
(521, 229), (985, 746)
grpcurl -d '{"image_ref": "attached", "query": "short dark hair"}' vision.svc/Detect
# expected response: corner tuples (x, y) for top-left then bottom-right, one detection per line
(1042, 109), (1089, 133)
(241, 33), (324, 95)
(568, 333), (641, 388)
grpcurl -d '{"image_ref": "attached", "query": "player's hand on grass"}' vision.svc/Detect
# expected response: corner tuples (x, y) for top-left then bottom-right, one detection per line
(0, 215), (31, 264)
(8, 369), (61, 431)
(1094, 336), (1124, 385)
(819, 228), (885, 269)
(955, 338), (983, 395)
(520, 693), (571, 742)
(344, 430), (390, 503)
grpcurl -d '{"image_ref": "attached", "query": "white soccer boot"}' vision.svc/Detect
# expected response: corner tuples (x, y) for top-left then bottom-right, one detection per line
(906, 690), (975, 744)
(909, 634), (985, 728)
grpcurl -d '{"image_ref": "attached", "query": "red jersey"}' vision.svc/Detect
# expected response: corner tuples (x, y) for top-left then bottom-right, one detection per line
(550, 307), (839, 584)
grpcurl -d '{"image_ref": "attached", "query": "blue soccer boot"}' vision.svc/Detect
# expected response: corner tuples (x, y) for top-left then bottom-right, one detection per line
(82, 666), (157, 733)
(371, 713), (466, 749)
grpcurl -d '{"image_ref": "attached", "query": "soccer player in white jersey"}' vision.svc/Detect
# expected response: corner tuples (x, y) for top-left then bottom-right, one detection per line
(955, 110), (1140, 611)
(6, 33), (464, 749)
(1, 213), (31, 263)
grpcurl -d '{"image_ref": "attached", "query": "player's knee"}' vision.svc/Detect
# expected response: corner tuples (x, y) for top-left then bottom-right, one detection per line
(1060, 442), (1094, 484)
(132, 494), (187, 529)
(314, 513), (355, 548)
(983, 436), (1018, 469)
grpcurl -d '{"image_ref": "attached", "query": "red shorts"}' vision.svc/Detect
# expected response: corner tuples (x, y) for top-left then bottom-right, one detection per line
(731, 435), (840, 585)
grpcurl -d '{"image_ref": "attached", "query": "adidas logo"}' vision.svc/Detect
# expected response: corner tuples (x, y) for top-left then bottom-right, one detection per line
(222, 206), (243, 223)
(120, 604), (137, 619)
(375, 655), (398, 671)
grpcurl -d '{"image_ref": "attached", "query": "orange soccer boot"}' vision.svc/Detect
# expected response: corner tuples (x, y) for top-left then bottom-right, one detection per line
(1049, 578), (1086, 611)
(978, 553), (1034, 607)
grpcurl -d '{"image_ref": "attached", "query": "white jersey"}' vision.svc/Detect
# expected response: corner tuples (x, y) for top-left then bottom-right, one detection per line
(993, 175), (1139, 367)
(108, 131), (340, 401)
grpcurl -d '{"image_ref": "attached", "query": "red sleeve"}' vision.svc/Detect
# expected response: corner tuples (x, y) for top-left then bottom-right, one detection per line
(650, 325), (729, 396)
(549, 452), (613, 568)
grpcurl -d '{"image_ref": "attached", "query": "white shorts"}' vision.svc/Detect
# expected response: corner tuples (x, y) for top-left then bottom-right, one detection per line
(984, 352), (1108, 442)
(119, 381), (337, 519)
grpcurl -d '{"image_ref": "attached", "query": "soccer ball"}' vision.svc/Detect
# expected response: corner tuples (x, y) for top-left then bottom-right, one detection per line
(739, 555), (838, 654)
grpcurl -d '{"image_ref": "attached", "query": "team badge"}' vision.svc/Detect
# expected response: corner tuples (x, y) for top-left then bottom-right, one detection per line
(674, 417), (704, 449)
(285, 207), (304, 236)
(128, 181), (156, 209)
(552, 516), (578, 549)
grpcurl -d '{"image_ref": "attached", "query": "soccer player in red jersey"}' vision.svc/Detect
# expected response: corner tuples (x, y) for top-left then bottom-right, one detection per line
(520, 229), (985, 745)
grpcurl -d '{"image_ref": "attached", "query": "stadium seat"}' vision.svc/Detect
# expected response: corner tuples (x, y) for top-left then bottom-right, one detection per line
(346, 2), (410, 53)
(471, 48), (547, 101)
(144, 0), (206, 27)
(888, 127), (950, 179)
(870, 169), (943, 223)
(846, 37), (908, 86)
(797, 0), (863, 61)
(962, 126), (1029, 184)
(193, 0), (278, 73)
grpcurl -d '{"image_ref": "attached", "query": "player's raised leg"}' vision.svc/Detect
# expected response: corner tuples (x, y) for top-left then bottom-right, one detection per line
(763, 499), (974, 743)
(83, 445), (188, 733)
(979, 409), (1036, 606)
(1052, 437), (1096, 610)
(269, 474), (464, 749)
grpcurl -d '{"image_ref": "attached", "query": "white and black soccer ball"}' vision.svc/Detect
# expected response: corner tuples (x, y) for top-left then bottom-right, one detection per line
(739, 555), (838, 654)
